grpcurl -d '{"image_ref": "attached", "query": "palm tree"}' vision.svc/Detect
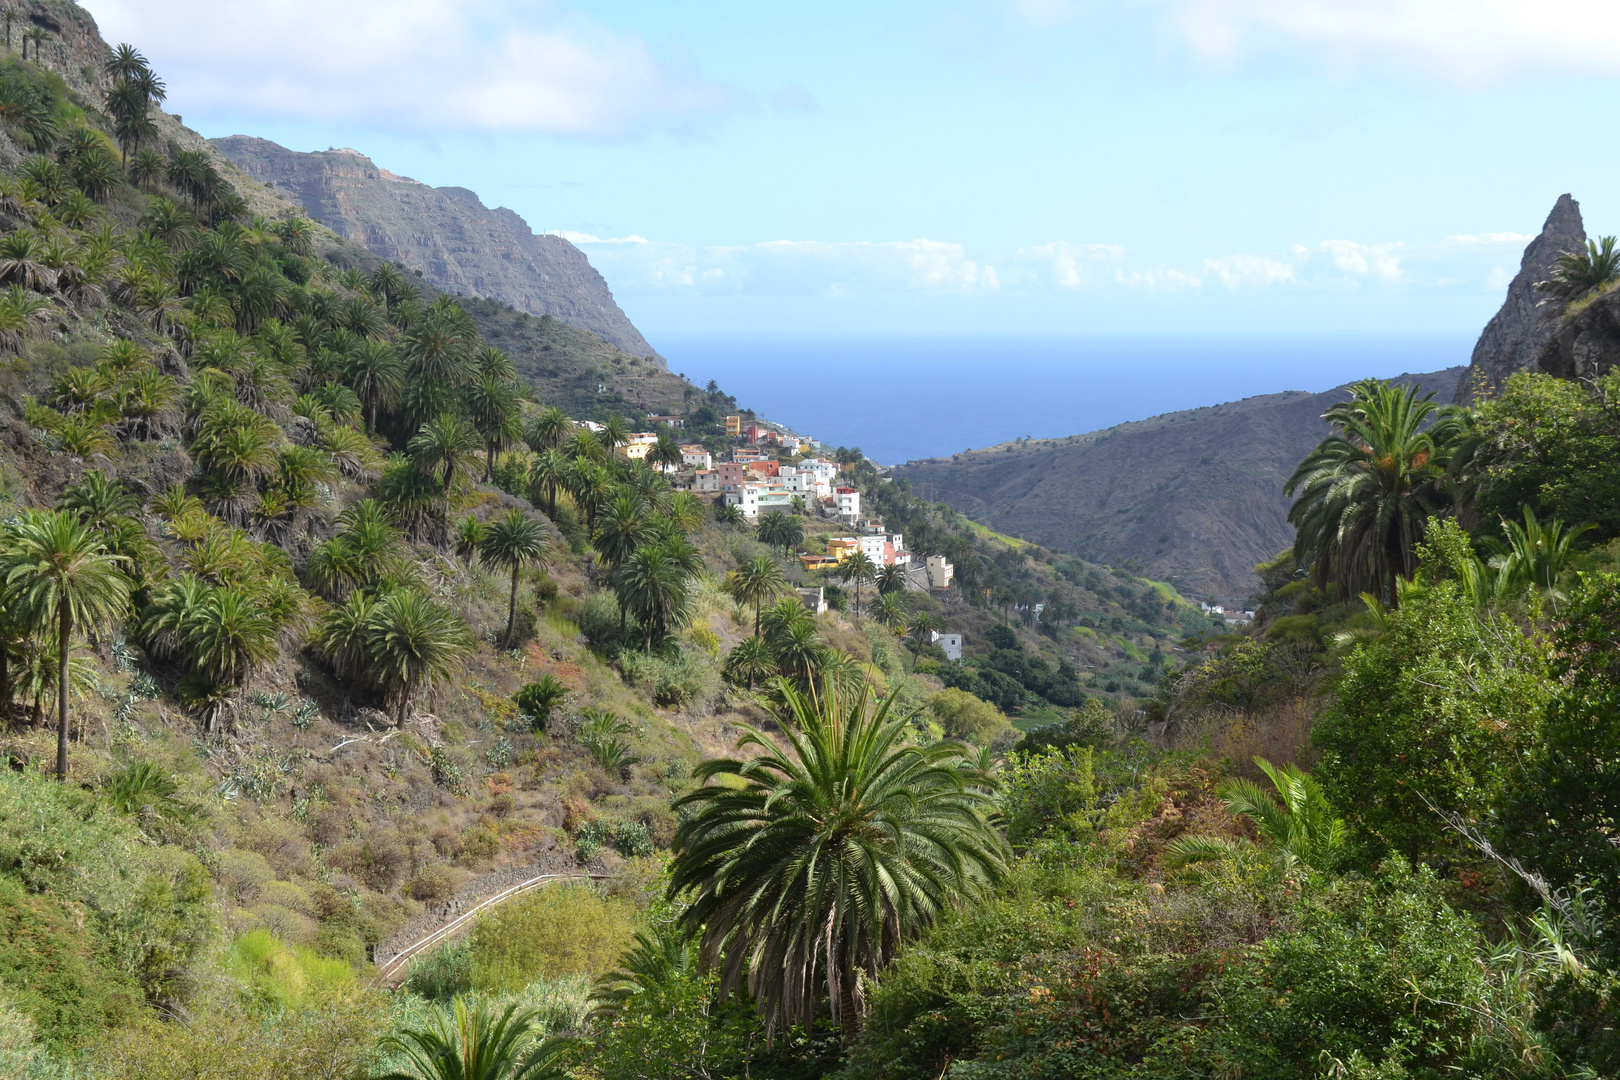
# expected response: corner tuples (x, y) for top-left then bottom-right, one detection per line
(873, 592), (911, 634)
(26, 27), (47, 65)
(1284, 379), (1463, 605)
(527, 448), (568, 518)
(378, 997), (572, 1080)
(875, 564), (907, 596)
(909, 610), (940, 654)
(713, 501), (744, 527)
(600, 415), (629, 455)
(345, 340), (404, 433)
(723, 554), (788, 636)
(838, 550), (878, 618)
(362, 589), (475, 727)
(410, 413), (482, 499)
(181, 586), (279, 713)
(616, 544), (695, 652)
(464, 373), (522, 481)
(480, 510), (552, 647)
(670, 682), (1008, 1043)
(1538, 236), (1620, 303)
(756, 510), (802, 555)
(592, 491), (649, 572)
(0, 510), (131, 779)
(650, 430), (683, 473)
(524, 406), (571, 453)
(1165, 756), (1346, 876)
(722, 635), (775, 690)
(1482, 508), (1594, 615)
(669, 492), (704, 536)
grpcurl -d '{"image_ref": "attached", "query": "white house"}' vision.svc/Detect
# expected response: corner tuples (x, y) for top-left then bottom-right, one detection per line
(725, 482), (795, 519)
(926, 555), (954, 589)
(681, 445), (712, 470)
(799, 458), (838, 495)
(797, 586), (828, 614)
(835, 486), (861, 520)
(931, 631), (963, 661)
(692, 470), (722, 492)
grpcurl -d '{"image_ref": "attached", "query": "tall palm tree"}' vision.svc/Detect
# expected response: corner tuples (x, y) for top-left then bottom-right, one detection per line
(723, 554), (788, 636)
(723, 635), (777, 690)
(524, 406), (571, 453)
(650, 430), (683, 473)
(600, 415), (629, 455)
(378, 997), (573, 1080)
(409, 413), (482, 499)
(873, 592), (911, 634)
(480, 510), (552, 647)
(527, 448), (568, 518)
(0, 510), (131, 779)
(1284, 379), (1463, 605)
(592, 491), (649, 572)
(756, 510), (803, 556)
(345, 340), (404, 433)
(909, 610), (940, 654)
(616, 543), (694, 652)
(362, 589), (474, 727)
(670, 682), (1008, 1043)
(464, 373), (522, 480)
(838, 550), (878, 618)
(875, 564), (907, 596)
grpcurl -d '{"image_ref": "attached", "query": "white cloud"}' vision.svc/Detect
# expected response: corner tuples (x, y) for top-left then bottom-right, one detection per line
(92, 0), (731, 137)
(561, 227), (1523, 300)
(1007, 1), (1620, 83)
(1445, 231), (1533, 245)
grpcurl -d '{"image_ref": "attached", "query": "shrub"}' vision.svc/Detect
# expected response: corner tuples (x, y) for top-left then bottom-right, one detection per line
(1003, 746), (1098, 845)
(225, 929), (356, 1011)
(97, 998), (385, 1080)
(468, 883), (635, 991)
(404, 940), (471, 1001)
(618, 647), (719, 709)
(929, 688), (1011, 744)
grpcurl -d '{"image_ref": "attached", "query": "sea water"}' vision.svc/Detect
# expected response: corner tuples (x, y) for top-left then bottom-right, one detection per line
(655, 332), (1475, 466)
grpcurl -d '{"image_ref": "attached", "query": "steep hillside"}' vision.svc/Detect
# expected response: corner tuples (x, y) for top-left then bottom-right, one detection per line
(211, 136), (658, 360)
(894, 368), (1463, 602)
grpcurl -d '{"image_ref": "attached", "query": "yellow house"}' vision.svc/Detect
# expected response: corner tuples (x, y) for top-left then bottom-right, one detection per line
(725, 415), (742, 436)
(825, 537), (860, 562)
(615, 433), (659, 461)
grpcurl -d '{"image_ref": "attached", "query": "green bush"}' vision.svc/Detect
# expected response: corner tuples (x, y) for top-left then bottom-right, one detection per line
(515, 674), (568, 732)
(468, 884), (635, 991)
(404, 940), (472, 1001)
(1212, 862), (1486, 1080)
(618, 647), (719, 709)
(929, 688), (1011, 745)
(225, 929), (357, 1011)
(1002, 747), (1099, 845)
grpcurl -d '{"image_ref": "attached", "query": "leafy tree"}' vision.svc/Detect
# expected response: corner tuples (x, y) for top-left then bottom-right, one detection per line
(722, 554), (788, 636)
(1285, 379), (1463, 604)
(0, 509), (131, 779)
(479, 509), (552, 647)
(1313, 541), (1550, 864)
(378, 997), (572, 1080)
(927, 687), (1010, 745)
(672, 682), (1007, 1042)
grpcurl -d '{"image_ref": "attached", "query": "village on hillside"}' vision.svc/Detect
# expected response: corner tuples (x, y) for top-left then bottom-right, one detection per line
(593, 412), (963, 648)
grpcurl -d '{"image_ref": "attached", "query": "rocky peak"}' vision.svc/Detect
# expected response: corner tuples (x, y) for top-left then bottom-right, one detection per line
(1456, 193), (1586, 402)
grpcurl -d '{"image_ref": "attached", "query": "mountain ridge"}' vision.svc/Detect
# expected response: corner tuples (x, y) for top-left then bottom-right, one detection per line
(895, 367), (1464, 601)
(211, 135), (659, 361)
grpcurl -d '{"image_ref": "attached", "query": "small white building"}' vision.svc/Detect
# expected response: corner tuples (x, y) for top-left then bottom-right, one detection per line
(692, 470), (722, 492)
(797, 586), (828, 614)
(931, 631), (963, 661)
(926, 555), (954, 589)
(681, 445), (712, 470)
(835, 486), (861, 520)
(725, 482), (795, 519)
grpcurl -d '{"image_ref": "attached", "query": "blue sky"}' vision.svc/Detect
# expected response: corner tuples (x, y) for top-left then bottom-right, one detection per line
(94, 1), (1620, 338)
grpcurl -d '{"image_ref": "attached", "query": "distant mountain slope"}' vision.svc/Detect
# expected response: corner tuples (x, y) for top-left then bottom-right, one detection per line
(211, 136), (659, 360)
(894, 368), (1464, 602)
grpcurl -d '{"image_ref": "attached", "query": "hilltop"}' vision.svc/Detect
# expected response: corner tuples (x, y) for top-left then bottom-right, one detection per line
(212, 136), (658, 360)
(894, 367), (1463, 601)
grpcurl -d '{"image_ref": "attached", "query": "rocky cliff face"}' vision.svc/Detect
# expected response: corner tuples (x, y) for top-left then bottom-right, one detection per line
(895, 369), (1464, 601)
(211, 136), (659, 362)
(1533, 284), (1620, 383)
(1456, 194), (1586, 402)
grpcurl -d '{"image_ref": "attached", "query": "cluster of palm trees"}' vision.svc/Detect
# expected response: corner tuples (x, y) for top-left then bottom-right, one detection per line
(1285, 378), (1595, 608)
(103, 44), (164, 165)
(720, 557), (860, 693)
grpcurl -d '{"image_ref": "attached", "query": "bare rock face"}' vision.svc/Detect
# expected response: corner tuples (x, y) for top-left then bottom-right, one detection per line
(1456, 194), (1586, 402)
(211, 136), (660, 362)
(1535, 285), (1620, 383)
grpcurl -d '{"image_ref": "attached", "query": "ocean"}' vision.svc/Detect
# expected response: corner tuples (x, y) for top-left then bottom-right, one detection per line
(654, 332), (1476, 466)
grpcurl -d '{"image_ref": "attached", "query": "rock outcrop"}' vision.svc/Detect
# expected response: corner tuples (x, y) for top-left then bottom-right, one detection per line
(1534, 284), (1620, 383)
(211, 136), (660, 361)
(1456, 194), (1586, 402)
